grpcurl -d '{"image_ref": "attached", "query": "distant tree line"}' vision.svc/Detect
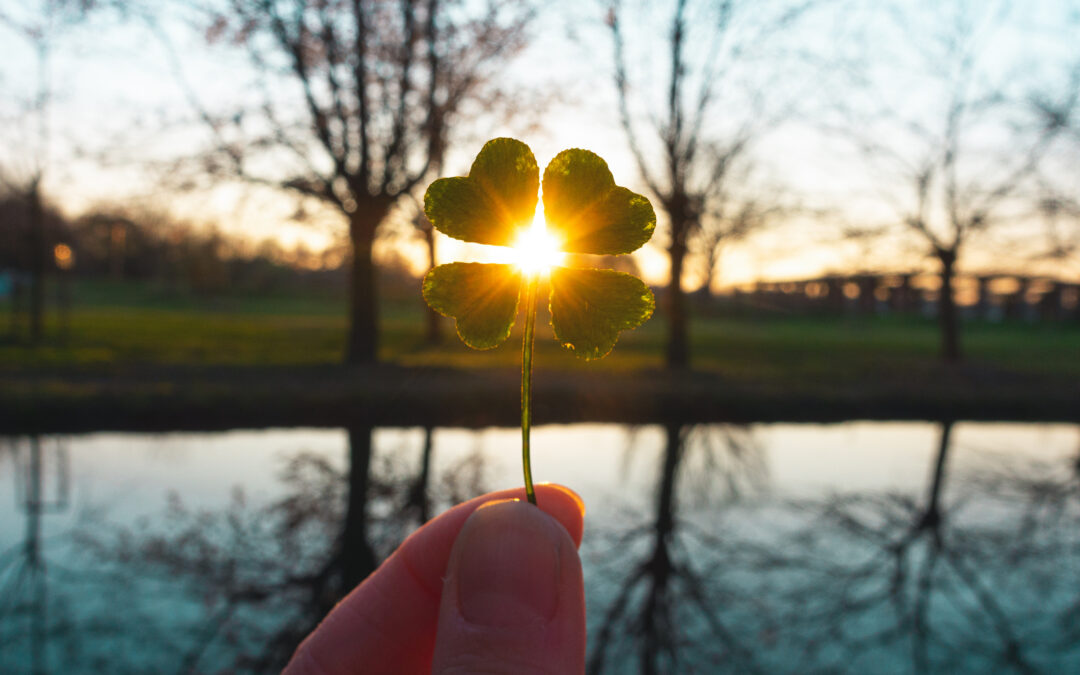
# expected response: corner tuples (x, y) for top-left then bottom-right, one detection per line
(0, 196), (420, 304)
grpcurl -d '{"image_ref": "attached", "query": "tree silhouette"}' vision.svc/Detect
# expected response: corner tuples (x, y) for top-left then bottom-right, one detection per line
(830, 0), (1079, 361)
(606, 0), (816, 368)
(0, 1), (100, 345)
(157, 0), (535, 363)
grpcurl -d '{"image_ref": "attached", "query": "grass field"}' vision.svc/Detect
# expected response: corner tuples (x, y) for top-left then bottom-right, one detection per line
(3, 280), (1078, 383)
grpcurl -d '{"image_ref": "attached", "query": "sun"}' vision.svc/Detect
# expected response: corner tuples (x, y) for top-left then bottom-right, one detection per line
(511, 214), (565, 275)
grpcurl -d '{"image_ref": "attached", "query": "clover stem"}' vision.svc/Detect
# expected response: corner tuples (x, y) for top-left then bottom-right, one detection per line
(520, 272), (540, 506)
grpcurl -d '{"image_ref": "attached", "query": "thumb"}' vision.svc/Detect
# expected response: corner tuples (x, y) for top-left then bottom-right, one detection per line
(431, 499), (586, 674)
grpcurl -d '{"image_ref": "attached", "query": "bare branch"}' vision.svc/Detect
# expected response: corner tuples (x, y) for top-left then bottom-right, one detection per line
(608, 1), (662, 197)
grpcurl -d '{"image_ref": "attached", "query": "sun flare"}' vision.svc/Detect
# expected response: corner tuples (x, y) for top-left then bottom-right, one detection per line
(511, 216), (565, 275)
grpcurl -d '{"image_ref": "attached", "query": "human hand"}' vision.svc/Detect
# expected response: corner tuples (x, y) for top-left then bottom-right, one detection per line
(283, 484), (586, 674)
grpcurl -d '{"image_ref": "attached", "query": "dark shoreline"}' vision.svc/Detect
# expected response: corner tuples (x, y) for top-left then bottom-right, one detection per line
(3, 363), (1078, 433)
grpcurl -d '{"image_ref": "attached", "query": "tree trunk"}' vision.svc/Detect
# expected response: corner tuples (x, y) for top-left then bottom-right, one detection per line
(641, 423), (682, 674)
(696, 242), (720, 307)
(423, 222), (442, 344)
(665, 216), (690, 369)
(27, 436), (46, 674)
(341, 425), (377, 590)
(409, 426), (435, 524)
(655, 423), (682, 541)
(346, 209), (383, 364)
(918, 421), (953, 532)
(936, 248), (961, 363)
(28, 182), (46, 345)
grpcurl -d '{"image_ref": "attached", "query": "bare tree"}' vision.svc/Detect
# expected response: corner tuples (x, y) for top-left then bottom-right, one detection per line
(157, 0), (535, 363)
(1034, 193), (1080, 269)
(0, 1), (98, 344)
(403, 193), (444, 344)
(694, 196), (791, 298)
(1033, 114), (1080, 277)
(831, 0), (1079, 361)
(606, 0), (816, 368)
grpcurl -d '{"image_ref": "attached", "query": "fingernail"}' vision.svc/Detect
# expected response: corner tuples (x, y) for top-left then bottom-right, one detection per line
(453, 500), (562, 627)
(538, 483), (587, 518)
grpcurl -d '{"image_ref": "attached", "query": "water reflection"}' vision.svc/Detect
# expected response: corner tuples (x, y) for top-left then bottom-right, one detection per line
(764, 422), (1000, 672)
(584, 422), (1080, 674)
(0, 437), (70, 675)
(0, 423), (1078, 673)
(588, 424), (768, 674)
(1, 427), (490, 673)
(729, 423), (1080, 674)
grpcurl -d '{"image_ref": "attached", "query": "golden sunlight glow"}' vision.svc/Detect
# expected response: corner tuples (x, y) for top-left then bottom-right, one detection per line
(511, 215), (565, 275)
(54, 243), (74, 270)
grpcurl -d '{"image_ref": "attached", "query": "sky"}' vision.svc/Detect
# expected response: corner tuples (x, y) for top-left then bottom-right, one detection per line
(0, 0), (1077, 289)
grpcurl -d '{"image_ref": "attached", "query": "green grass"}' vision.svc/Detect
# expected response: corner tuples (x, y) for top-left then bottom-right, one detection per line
(2, 280), (1078, 380)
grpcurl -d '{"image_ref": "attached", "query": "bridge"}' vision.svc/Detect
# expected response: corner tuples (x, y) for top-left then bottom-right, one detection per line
(708, 272), (1080, 322)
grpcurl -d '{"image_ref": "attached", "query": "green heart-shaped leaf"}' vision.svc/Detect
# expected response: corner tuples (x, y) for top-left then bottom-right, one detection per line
(424, 138), (539, 247)
(548, 266), (655, 360)
(423, 262), (523, 349)
(542, 149), (655, 255)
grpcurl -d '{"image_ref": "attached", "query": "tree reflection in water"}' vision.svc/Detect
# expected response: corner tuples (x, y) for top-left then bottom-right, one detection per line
(759, 422), (1080, 673)
(0, 437), (71, 675)
(587, 423), (1080, 674)
(588, 423), (769, 674)
(72, 426), (489, 673)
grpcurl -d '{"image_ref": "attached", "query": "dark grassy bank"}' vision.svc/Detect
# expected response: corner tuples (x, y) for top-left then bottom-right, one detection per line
(3, 280), (1078, 432)
(4, 360), (1078, 433)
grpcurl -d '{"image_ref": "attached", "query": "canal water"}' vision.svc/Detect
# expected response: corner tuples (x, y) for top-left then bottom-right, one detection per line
(2, 422), (1078, 673)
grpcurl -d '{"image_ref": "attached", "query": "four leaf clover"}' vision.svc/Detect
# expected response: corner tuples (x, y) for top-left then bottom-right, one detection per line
(423, 137), (656, 359)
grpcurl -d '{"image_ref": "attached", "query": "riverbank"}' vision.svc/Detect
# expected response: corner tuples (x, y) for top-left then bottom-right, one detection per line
(5, 285), (1078, 431)
(4, 360), (1078, 433)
